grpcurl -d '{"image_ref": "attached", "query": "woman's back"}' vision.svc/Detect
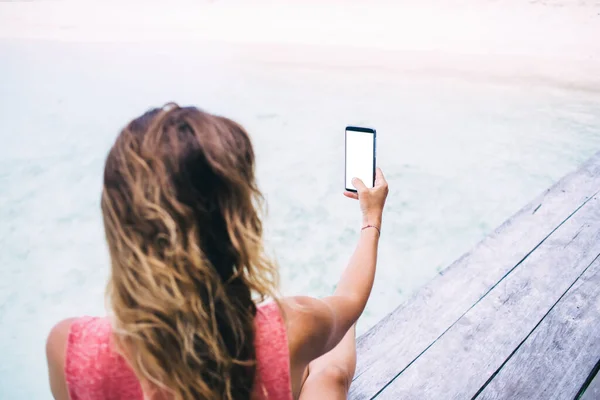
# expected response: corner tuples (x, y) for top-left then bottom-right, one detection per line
(45, 104), (389, 400)
(65, 303), (291, 400)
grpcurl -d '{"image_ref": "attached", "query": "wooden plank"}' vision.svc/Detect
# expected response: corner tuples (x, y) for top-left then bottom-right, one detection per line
(580, 369), (600, 400)
(375, 195), (600, 399)
(350, 152), (600, 400)
(475, 257), (600, 400)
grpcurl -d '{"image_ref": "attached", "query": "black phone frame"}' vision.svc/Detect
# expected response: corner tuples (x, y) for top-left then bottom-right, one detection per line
(345, 126), (376, 193)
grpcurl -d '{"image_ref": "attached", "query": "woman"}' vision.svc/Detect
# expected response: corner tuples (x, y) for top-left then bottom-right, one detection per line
(45, 104), (388, 400)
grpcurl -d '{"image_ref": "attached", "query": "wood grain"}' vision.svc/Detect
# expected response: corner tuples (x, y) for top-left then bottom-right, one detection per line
(350, 152), (600, 400)
(475, 257), (600, 400)
(375, 195), (600, 399)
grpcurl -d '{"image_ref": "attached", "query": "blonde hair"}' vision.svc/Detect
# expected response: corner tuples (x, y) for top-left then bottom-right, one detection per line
(101, 104), (279, 399)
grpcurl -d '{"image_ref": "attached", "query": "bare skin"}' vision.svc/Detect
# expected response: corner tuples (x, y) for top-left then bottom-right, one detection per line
(46, 169), (389, 400)
(284, 168), (388, 398)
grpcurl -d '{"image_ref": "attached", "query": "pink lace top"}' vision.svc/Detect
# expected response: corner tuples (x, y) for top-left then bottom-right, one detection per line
(65, 302), (292, 400)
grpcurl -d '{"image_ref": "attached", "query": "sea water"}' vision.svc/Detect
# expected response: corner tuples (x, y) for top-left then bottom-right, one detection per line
(1, 39), (599, 399)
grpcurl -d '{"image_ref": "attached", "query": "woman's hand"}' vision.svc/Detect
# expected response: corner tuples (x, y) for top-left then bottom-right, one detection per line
(344, 167), (389, 227)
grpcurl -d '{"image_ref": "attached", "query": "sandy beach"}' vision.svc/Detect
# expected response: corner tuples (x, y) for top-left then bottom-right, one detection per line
(1, 0), (600, 90)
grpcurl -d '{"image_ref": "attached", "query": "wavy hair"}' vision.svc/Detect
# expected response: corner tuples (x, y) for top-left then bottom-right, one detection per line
(101, 104), (279, 399)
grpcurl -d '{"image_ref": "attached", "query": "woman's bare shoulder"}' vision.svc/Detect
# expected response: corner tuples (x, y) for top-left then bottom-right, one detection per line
(279, 297), (335, 361)
(46, 318), (78, 400)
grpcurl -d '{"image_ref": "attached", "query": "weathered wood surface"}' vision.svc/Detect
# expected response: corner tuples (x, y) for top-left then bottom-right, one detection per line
(476, 257), (600, 400)
(580, 369), (600, 400)
(377, 196), (600, 399)
(350, 152), (600, 400)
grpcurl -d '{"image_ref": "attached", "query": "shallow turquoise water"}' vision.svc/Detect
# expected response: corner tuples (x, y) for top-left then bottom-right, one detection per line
(1, 39), (599, 399)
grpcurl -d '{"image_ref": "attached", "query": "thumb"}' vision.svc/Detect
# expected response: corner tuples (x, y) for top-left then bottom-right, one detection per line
(374, 167), (386, 186)
(352, 177), (367, 192)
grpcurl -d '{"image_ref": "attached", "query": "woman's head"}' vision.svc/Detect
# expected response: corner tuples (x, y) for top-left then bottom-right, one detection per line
(101, 104), (278, 399)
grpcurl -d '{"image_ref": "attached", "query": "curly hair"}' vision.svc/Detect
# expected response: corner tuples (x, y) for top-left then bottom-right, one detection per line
(101, 104), (279, 399)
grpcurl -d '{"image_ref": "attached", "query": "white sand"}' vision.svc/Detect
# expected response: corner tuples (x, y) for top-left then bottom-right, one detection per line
(1, 0), (600, 89)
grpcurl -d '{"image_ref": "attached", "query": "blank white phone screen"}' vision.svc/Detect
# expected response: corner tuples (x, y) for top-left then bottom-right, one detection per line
(345, 129), (374, 190)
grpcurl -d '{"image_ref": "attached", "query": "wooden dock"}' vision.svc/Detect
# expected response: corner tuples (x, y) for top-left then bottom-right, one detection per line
(351, 152), (600, 400)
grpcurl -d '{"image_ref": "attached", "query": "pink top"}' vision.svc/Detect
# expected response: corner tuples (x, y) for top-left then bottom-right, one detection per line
(65, 302), (292, 400)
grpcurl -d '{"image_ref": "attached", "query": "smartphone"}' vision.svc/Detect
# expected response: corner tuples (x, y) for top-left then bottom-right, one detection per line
(345, 126), (376, 192)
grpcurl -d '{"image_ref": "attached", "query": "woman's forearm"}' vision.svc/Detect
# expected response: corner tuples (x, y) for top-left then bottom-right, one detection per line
(333, 221), (380, 315)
